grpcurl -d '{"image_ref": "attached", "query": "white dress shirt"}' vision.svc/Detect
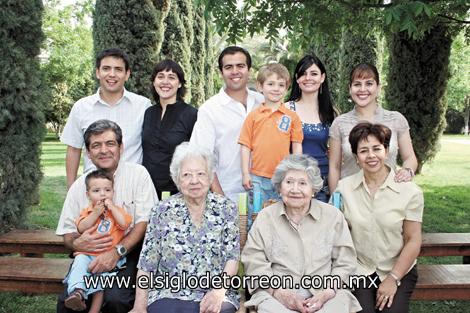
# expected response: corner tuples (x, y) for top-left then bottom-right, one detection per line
(60, 88), (151, 173)
(190, 88), (264, 203)
(56, 162), (158, 235)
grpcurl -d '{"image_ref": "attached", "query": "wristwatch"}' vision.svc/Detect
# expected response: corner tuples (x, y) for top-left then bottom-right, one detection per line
(115, 244), (127, 257)
(388, 272), (401, 287)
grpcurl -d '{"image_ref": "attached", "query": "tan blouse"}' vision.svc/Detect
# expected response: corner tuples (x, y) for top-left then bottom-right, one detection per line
(329, 106), (410, 179)
(335, 169), (424, 281)
(241, 200), (361, 312)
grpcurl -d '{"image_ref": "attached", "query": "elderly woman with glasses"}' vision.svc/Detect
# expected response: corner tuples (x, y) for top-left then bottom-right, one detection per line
(130, 142), (240, 313)
(241, 154), (361, 313)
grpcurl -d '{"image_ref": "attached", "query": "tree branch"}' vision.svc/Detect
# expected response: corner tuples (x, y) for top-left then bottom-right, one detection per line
(438, 14), (470, 24)
(336, 0), (394, 9)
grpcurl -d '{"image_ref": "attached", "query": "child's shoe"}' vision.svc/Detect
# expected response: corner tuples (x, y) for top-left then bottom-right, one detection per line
(64, 288), (86, 311)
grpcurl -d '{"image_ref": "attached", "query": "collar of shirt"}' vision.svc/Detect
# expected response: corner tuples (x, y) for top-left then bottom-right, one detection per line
(112, 161), (125, 180)
(352, 105), (385, 120)
(258, 103), (290, 115)
(218, 87), (260, 112)
(168, 191), (220, 219)
(352, 167), (400, 193)
(157, 100), (183, 112)
(276, 199), (322, 222)
(92, 88), (131, 107)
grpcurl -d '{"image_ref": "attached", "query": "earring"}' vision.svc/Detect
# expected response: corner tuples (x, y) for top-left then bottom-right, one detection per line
(320, 83), (323, 94)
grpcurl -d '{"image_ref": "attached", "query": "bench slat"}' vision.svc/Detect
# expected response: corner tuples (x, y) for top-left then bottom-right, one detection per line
(420, 233), (470, 257)
(0, 256), (72, 294)
(412, 264), (470, 300)
(0, 230), (69, 255)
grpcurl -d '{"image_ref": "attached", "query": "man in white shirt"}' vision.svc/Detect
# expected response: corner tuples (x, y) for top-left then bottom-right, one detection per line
(190, 46), (264, 203)
(56, 119), (158, 313)
(61, 48), (151, 189)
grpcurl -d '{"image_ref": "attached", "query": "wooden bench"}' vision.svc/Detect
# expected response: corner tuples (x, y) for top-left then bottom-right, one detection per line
(412, 264), (470, 300)
(0, 229), (69, 256)
(420, 233), (470, 263)
(0, 229), (71, 294)
(0, 256), (72, 294)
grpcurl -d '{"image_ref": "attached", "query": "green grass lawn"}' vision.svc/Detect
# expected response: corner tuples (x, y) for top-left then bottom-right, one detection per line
(1, 134), (469, 312)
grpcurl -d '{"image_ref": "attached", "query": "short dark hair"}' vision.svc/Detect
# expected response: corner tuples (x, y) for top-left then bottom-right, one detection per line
(349, 122), (391, 155)
(218, 46), (252, 71)
(95, 48), (130, 72)
(349, 63), (380, 86)
(85, 169), (114, 191)
(84, 119), (123, 150)
(150, 59), (187, 104)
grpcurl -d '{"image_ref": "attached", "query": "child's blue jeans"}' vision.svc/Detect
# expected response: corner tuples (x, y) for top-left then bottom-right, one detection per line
(248, 174), (280, 228)
(64, 253), (126, 298)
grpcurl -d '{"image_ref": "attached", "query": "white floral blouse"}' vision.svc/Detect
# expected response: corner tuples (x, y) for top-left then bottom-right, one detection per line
(138, 191), (240, 307)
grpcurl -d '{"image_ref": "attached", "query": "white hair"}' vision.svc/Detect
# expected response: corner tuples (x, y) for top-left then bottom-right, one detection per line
(271, 154), (323, 192)
(170, 142), (215, 188)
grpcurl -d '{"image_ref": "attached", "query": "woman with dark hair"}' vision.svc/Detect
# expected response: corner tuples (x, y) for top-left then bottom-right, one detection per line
(335, 122), (423, 313)
(142, 60), (197, 199)
(328, 63), (418, 193)
(287, 54), (337, 202)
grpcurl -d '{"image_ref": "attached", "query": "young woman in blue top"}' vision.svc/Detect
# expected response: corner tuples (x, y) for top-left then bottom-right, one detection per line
(287, 54), (337, 202)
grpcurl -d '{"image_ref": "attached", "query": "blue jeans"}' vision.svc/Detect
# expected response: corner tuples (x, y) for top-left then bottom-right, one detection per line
(64, 254), (126, 298)
(248, 174), (280, 228)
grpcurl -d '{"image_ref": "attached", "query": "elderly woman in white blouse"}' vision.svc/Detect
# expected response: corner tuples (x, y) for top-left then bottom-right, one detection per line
(242, 154), (361, 313)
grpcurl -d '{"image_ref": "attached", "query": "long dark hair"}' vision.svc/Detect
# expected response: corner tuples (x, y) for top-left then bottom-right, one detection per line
(150, 59), (186, 104)
(288, 54), (336, 124)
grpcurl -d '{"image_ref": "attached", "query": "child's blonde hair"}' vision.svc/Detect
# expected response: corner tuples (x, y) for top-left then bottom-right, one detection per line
(257, 63), (291, 86)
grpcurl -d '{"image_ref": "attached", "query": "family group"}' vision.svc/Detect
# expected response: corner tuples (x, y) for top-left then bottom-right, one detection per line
(54, 45), (423, 313)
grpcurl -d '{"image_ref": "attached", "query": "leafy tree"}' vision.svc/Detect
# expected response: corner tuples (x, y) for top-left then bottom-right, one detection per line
(93, 0), (170, 99)
(0, 0), (46, 231)
(190, 5), (206, 106)
(446, 32), (470, 134)
(42, 0), (94, 136)
(204, 19), (217, 97)
(386, 24), (455, 169)
(201, 0), (468, 46)
(336, 30), (378, 113)
(160, 0), (193, 101)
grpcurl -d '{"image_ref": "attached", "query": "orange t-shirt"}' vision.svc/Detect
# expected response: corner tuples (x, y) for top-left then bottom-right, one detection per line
(75, 205), (132, 256)
(238, 103), (303, 178)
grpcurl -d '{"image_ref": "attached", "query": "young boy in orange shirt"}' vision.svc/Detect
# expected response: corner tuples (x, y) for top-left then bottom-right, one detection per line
(64, 169), (132, 312)
(239, 63), (303, 220)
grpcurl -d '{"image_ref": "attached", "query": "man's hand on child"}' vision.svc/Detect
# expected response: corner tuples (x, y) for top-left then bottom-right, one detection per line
(73, 225), (113, 254)
(88, 249), (119, 274)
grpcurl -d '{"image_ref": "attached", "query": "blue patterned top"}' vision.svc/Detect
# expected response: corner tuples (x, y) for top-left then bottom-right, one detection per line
(288, 101), (330, 176)
(138, 192), (240, 307)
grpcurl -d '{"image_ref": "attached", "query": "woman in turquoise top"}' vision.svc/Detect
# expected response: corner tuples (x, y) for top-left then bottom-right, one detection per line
(288, 54), (337, 202)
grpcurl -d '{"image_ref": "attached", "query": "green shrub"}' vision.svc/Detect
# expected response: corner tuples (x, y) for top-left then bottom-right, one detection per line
(0, 0), (46, 232)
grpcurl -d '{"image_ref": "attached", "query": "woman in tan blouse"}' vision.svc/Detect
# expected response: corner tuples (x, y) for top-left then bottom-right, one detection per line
(242, 154), (361, 313)
(335, 123), (423, 313)
(328, 63), (418, 193)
